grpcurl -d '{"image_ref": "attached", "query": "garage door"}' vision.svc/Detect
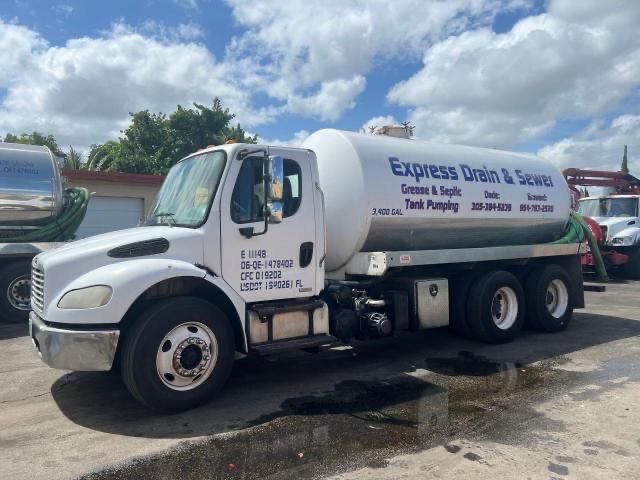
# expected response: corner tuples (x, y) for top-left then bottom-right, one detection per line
(75, 196), (144, 239)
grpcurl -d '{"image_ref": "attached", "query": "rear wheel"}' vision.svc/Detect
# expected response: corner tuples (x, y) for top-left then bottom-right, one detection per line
(0, 260), (32, 323)
(525, 264), (573, 332)
(466, 270), (524, 344)
(449, 272), (479, 337)
(121, 296), (235, 411)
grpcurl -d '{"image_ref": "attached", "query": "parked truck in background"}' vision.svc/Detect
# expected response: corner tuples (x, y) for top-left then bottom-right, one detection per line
(564, 168), (640, 277)
(29, 129), (585, 411)
(0, 142), (89, 322)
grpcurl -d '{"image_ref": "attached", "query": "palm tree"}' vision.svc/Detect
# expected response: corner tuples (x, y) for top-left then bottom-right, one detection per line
(63, 146), (84, 170)
(86, 141), (121, 171)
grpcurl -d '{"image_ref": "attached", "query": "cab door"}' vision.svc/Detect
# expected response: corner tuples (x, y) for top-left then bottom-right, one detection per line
(220, 148), (318, 303)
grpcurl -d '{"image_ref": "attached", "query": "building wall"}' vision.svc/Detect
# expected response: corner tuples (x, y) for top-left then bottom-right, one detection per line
(62, 170), (164, 217)
(62, 170), (164, 237)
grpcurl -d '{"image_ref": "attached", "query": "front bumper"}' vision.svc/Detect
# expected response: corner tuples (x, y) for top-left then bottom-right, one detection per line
(29, 311), (120, 371)
(581, 250), (629, 267)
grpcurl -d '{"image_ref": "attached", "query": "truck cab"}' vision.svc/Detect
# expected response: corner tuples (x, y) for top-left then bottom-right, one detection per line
(577, 195), (640, 276)
(30, 142), (329, 410)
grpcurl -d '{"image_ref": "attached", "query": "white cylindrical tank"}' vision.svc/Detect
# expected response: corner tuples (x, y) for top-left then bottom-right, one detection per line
(302, 129), (571, 272)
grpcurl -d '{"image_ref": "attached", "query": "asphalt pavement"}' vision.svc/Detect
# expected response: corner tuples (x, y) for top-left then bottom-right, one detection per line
(0, 281), (639, 479)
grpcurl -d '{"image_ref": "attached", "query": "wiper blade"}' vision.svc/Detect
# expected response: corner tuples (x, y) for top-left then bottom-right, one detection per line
(153, 212), (176, 226)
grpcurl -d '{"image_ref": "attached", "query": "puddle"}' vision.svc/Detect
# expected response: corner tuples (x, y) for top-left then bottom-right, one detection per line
(426, 351), (554, 405)
(80, 352), (565, 480)
(425, 350), (524, 376)
(248, 375), (446, 429)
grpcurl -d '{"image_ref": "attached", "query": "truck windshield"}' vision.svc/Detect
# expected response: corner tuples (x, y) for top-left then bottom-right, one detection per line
(145, 151), (226, 227)
(577, 197), (638, 218)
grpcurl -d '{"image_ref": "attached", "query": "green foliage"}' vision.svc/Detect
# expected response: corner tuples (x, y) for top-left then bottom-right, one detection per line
(621, 145), (629, 174)
(3, 131), (65, 157)
(3, 99), (255, 174)
(86, 141), (122, 171)
(88, 98), (257, 175)
(64, 146), (84, 170)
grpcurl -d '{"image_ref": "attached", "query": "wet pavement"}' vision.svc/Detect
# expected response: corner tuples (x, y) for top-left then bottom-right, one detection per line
(1, 281), (640, 479)
(81, 355), (572, 480)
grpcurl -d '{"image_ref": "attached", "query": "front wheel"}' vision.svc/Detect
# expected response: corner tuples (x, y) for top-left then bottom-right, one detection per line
(121, 296), (235, 411)
(0, 260), (32, 323)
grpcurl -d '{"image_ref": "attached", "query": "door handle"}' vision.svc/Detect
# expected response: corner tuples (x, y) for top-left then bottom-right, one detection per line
(299, 242), (314, 268)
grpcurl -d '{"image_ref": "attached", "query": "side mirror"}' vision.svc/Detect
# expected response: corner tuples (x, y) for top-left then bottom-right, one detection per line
(268, 201), (283, 224)
(239, 154), (284, 238)
(266, 155), (284, 202)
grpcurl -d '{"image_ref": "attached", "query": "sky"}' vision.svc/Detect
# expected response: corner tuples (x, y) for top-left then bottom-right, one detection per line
(1, 0), (639, 172)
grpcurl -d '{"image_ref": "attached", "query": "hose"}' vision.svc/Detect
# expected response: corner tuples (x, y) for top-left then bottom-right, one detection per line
(551, 212), (583, 244)
(552, 211), (608, 280)
(0, 187), (90, 242)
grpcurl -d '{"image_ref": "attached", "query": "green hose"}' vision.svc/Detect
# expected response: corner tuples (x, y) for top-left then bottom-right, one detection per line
(0, 187), (90, 242)
(552, 212), (584, 244)
(552, 211), (608, 280)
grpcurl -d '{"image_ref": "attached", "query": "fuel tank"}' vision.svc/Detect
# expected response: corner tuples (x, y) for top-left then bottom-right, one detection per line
(0, 143), (63, 226)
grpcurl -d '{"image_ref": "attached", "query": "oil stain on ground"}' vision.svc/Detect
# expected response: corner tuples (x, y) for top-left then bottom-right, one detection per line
(80, 352), (567, 480)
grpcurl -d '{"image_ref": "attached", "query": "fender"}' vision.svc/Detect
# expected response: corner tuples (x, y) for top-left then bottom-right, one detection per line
(44, 258), (208, 325)
(202, 271), (249, 352)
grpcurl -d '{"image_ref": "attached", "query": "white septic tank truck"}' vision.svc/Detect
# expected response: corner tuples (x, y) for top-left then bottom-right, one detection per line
(30, 129), (584, 410)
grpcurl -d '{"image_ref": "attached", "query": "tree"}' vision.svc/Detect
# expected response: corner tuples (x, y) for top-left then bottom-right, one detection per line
(3, 131), (65, 157)
(621, 145), (629, 174)
(64, 146), (83, 170)
(88, 98), (257, 175)
(86, 141), (123, 171)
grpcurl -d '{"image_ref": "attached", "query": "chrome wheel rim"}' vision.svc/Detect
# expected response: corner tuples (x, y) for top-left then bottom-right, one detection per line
(491, 286), (518, 330)
(7, 275), (31, 311)
(546, 279), (568, 319)
(155, 322), (218, 391)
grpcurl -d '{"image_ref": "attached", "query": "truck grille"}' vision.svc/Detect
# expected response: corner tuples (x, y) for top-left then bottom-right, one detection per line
(31, 263), (45, 313)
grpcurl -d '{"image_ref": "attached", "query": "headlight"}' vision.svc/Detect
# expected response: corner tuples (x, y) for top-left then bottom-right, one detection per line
(57, 286), (113, 309)
(612, 236), (634, 246)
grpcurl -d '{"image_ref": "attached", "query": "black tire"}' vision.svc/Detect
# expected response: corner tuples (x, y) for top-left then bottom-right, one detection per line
(525, 264), (574, 332)
(449, 272), (479, 338)
(0, 260), (32, 324)
(622, 248), (640, 279)
(121, 296), (235, 411)
(466, 270), (525, 344)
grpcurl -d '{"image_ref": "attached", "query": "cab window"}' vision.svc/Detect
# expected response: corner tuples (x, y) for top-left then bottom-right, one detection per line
(282, 160), (302, 217)
(231, 157), (302, 223)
